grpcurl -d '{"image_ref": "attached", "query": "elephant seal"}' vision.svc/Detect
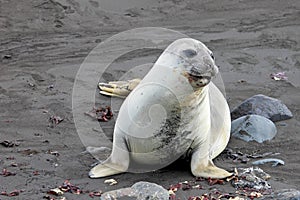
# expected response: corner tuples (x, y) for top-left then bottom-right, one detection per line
(89, 38), (232, 178)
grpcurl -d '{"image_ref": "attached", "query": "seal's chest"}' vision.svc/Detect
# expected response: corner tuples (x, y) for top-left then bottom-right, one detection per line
(127, 91), (210, 164)
(128, 108), (195, 152)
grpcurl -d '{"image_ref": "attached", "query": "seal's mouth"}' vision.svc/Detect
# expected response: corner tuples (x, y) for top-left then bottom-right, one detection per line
(184, 72), (212, 87)
(187, 74), (211, 82)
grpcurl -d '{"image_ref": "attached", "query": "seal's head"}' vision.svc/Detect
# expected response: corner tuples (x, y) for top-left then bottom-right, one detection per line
(162, 38), (219, 88)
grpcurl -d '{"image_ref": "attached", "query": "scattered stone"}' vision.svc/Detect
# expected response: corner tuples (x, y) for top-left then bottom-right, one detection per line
(0, 140), (20, 147)
(28, 82), (36, 87)
(2, 54), (12, 59)
(231, 167), (271, 191)
(224, 148), (280, 164)
(231, 114), (277, 143)
(101, 181), (169, 200)
(224, 148), (250, 163)
(261, 189), (300, 200)
(231, 94), (293, 122)
(42, 109), (49, 114)
(95, 39), (102, 43)
(237, 79), (247, 83)
(104, 178), (118, 186)
(47, 150), (60, 157)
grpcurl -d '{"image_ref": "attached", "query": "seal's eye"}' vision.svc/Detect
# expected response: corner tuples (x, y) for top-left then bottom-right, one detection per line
(182, 49), (197, 58)
(210, 53), (215, 60)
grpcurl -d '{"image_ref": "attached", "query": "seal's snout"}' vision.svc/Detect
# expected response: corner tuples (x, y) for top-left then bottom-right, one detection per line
(184, 55), (218, 88)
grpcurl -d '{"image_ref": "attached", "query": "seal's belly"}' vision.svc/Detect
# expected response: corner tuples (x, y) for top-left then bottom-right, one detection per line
(126, 130), (193, 166)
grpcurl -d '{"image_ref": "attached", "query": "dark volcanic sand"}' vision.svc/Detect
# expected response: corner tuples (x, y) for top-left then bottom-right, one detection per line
(0, 0), (299, 199)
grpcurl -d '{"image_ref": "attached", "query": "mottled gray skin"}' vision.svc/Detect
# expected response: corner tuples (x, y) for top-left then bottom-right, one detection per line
(89, 38), (232, 178)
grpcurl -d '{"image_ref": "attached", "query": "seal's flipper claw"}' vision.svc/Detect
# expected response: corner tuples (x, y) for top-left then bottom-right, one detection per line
(191, 160), (232, 179)
(98, 79), (141, 98)
(100, 91), (126, 98)
(99, 84), (131, 97)
(98, 83), (116, 89)
(89, 162), (126, 178)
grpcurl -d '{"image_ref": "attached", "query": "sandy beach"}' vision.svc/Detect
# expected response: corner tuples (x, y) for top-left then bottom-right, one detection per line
(0, 0), (299, 199)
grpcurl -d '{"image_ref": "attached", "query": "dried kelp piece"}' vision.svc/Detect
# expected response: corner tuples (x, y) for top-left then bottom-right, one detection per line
(59, 180), (82, 194)
(85, 106), (113, 122)
(47, 180), (103, 199)
(88, 191), (102, 198)
(207, 177), (225, 186)
(1, 168), (16, 177)
(0, 190), (24, 197)
(49, 115), (64, 125)
(270, 71), (288, 81)
(19, 149), (39, 156)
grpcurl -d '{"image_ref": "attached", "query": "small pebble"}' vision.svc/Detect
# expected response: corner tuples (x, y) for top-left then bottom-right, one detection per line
(3, 55), (12, 59)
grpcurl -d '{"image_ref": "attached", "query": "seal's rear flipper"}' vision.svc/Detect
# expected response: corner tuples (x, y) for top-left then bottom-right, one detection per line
(89, 162), (127, 178)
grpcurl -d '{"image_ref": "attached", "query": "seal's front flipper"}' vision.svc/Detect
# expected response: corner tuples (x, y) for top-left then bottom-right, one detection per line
(98, 78), (141, 98)
(89, 161), (127, 178)
(191, 150), (232, 179)
(191, 160), (232, 179)
(89, 141), (130, 178)
(89, 164), (126, 178)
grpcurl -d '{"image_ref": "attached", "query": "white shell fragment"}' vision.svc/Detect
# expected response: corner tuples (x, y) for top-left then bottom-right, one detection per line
(104, 179), (118, 185)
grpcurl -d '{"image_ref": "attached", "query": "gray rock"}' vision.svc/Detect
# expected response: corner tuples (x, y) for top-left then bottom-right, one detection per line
(261, 189), (300, 200)
(131, 182), (169, 200)
(100, 188), (135, 200)
(231, 94), (293, 122)
(101, 181), (169, 200)
(231, 114), (277, 143)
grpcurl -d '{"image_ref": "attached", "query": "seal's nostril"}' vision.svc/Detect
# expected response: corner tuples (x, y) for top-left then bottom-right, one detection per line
(210, 53), (215, 60)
